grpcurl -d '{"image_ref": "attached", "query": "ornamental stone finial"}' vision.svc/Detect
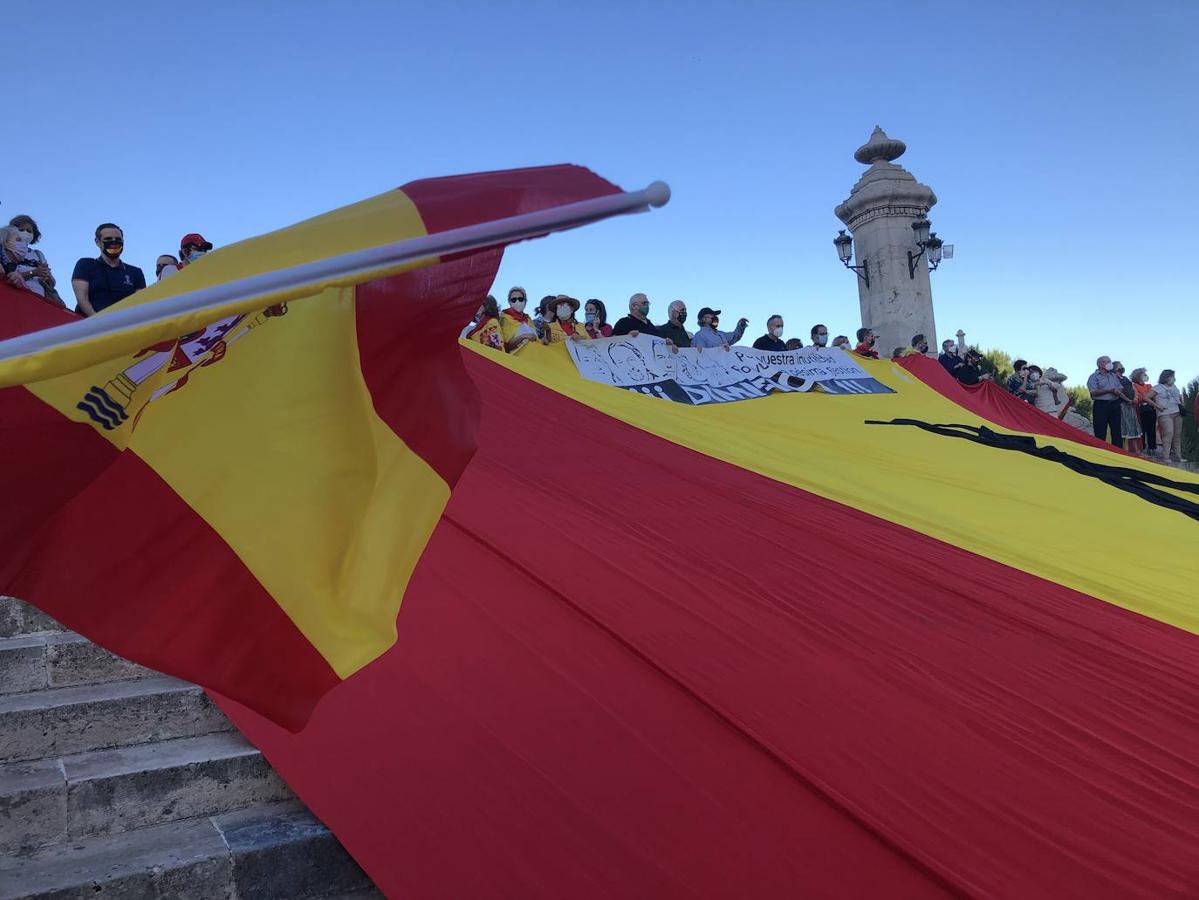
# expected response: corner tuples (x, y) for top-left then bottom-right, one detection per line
(853, 126), (907, 165)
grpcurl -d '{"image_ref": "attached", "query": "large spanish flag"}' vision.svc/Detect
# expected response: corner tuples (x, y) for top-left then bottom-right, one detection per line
(5, 169), (1199, 894)
(0, 165), (629, 729)
(216, 342), (1199, 897)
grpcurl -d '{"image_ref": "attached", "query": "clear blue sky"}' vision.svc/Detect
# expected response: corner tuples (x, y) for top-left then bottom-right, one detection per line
(10, 1), (1197, 389)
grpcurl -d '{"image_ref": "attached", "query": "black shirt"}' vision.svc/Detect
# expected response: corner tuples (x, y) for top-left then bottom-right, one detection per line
(658, 321), (691, 347)
(752, 335), (786, 351)
(612, 315), (665, 338)
(938, 352), (964, 375)
(955, 364), (982, 386)
(71, 257), (146, 313)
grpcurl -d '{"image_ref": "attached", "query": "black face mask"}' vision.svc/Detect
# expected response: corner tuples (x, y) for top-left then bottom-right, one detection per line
(101, 239), (123, 258)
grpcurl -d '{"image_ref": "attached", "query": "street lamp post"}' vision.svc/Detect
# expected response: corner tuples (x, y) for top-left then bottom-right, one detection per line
(833, 229), (869, 288)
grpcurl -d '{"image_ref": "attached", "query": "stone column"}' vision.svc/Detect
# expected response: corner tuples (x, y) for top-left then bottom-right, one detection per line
(835, 127), (938, 357)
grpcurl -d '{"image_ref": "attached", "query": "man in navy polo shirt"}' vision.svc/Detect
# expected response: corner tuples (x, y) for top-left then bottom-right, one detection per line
(71, 223), (146, 316)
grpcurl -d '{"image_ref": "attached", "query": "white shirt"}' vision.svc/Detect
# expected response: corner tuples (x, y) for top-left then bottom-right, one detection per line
(1154, 383), (1182, 416)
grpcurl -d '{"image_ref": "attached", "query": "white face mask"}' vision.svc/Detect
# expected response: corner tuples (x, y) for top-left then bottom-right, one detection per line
(813, 335), (827, 346)
(556, 304), (572, 320)
(511, 299), (526, 312)
(8, 233), (31, 254)
(188, 248), (208, 262)
(1103, 362), (1114, 371)
(770, 325), (783, 338)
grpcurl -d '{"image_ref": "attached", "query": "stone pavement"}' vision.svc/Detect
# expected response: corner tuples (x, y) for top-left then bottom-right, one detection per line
(0, 596), (382, 900)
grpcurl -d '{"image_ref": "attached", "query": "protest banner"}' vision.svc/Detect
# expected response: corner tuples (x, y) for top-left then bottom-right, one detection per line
(565, 335), (893, 405)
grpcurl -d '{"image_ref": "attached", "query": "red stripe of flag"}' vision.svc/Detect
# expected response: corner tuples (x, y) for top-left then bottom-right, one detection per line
(221, 349), (1199, 897)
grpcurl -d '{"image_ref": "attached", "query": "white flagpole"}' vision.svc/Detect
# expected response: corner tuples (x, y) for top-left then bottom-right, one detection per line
(0, 181), (670, 366)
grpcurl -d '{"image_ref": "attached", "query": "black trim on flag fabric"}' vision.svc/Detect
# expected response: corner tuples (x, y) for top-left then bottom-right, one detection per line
(865, 419), (1199, 522)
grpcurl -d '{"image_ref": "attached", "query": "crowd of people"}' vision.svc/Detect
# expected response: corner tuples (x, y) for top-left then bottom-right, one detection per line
(0, 215), (214, 316)
(461, 288), (861, 356)
(3, 222), (1190, 463)
(464, 288), (1191, 462)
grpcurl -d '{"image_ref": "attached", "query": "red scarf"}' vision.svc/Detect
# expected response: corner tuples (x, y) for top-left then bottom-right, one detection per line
(559, 320), (581, 337)
(502, 308), (530, 324)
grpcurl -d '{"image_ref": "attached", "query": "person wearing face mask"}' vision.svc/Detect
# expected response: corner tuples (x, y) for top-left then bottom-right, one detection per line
(499, 285), (538, 351)
(544, 295), (586, 343)
(831, 335), (851, 351)
(463, 295), (507, 351)
(809, 324), (829, 348)
(853, 327), (879, 359)
(1153, 369), (1184, 462)
(903, 333), (931, 357)
(611, 293), (667, 339)
(693, 307), (748, 349)
(5, 215), (63, 305)
(1110, 362), (1145, 453)
(584, 299), (613, 339)
(159, 233), (214, 281)
(658, 300), (692, 347)
(938, 333), (966, 376)
(1130, 368), (1166, 457)
(1, 226), (45, 298)
(1087, 355), (1124, 447)
(71, 223), (146, 316)
(753, 315), (787, 351)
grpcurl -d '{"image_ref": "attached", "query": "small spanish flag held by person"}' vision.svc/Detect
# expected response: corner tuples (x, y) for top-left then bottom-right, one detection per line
(0, 165), (640, 730)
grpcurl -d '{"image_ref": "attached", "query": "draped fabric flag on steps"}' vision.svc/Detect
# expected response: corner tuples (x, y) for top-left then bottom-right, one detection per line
(0, 165), (624, 730)
(220, 343), (1199, 899)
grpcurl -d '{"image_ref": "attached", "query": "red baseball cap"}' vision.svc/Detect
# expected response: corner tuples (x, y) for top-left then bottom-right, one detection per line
(179, 233), (213, 251)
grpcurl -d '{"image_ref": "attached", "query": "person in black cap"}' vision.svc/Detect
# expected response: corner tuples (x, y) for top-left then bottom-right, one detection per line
(693, 307), (748, 349)
(752, 314), (787, 351)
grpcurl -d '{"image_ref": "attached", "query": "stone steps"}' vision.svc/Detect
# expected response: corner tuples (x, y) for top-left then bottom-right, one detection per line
(0, 732), (291, 854)
(0, 801), (377, 900)
(0, 597), (63, 640)
(0, 631), (153, 696)
(0, 596), (381, 898)
(0, 676), (233, 764)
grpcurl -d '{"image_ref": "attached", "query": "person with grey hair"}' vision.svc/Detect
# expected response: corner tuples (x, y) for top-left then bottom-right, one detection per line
(611, 293), (666, 338)
(752, 314), (787, 351)
(658, 300), (692, 347)
(1087, 355), (1123, 446)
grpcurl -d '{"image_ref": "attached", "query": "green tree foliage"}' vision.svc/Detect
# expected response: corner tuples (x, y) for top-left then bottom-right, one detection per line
(1067, 386), (1093, 422)
(1182, 378), (1198, 463)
